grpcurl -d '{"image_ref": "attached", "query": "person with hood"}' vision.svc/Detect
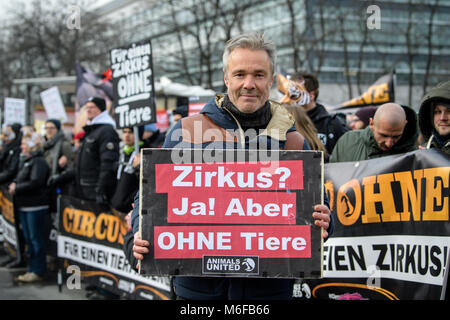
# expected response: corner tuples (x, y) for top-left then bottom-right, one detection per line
(9, 129), (49, 283)
(0, 123), (22, 186)
(329, 103), (418, 162)
(73, 96), (120, 205)
(291, 73), (349, 155)
(131, 32), (333, 300)
(418, 81), (450, 155)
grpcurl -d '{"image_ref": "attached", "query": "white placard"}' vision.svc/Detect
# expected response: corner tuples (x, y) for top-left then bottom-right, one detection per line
(40, 86), (68, 122)
(4, 97), (26, 125)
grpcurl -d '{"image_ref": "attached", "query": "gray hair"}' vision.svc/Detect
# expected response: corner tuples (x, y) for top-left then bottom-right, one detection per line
(222, 31), (276, 77)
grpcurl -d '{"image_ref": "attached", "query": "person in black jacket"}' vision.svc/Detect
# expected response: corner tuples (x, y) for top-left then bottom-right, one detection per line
(0, 123), (25, 268)
(110, 126), (145, 214)
(9, 129), (49, 283)
(74, 97), (120, 205)
(0, 123), (22, 185)
(291, 73), (349, 156)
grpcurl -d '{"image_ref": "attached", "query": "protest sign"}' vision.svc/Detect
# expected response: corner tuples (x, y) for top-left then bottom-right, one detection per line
(139, 148), (324, 278)
(0, 186), (22, 261)
(296, 149), (450, 300)
(40, 86), (68, 123)
(188, 96), (212, 116)
(110, 40), (156, 128)
(57, 195), (171, 300)
(4, 98), (26, 125)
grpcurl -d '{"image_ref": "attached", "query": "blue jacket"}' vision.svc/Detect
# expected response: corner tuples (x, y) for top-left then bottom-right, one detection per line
(131, 95), (333, 300)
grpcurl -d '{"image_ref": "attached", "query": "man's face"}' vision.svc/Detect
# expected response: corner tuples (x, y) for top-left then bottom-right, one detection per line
(85, 102), (102, 121)
(45, 122), (58, 139)
(122, 128), (135, 146)
(433, 104), (450, 136)
(224, 48), (273, 114)
(370, 118), (406, 151)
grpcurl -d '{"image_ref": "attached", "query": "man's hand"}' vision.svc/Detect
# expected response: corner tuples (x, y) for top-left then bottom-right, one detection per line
(133, 232), (149, 261)
(8, 182), (16, 195)
(312, 204), (331, 239)
(58, 155), (68, 168)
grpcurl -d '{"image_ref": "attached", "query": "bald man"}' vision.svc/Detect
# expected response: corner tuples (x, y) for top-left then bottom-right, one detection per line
(330, 103), (418, 162)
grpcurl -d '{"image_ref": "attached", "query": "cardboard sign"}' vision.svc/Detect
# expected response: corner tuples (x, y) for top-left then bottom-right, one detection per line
(110, 40), (156, 128)
(4, 98), (26, 125)
(139, 148), (324, 278)
(40, 86), (68, 123)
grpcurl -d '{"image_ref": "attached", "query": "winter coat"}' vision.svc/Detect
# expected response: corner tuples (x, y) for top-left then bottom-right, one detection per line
(43, 131), (73, 176)
(307, 103), (349, 155)
(0, 135), (22, 186)
(110, 145), (140, 213)
(329, 105), (418, 163)
(130, 94), (333, 300)
(418, 80), (450, 155)
(74, 113), (120, 201)
(13, 150), (50, 208)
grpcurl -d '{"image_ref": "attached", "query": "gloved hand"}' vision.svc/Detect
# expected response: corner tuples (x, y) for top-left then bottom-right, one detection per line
(95, 193), (109, 206)
(47, 174), (62, 188)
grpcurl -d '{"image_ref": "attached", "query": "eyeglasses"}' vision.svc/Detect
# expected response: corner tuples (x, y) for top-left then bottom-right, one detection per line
(45, 127), (56, 130)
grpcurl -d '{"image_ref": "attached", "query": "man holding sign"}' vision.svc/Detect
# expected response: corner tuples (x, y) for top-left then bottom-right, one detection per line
(132, 32), (333, 300)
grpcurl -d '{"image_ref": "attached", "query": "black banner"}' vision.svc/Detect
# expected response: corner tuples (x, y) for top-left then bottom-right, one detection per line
(110, 40), (156, 128)
(57, 195), (171, 300)
(0, 185), (22, 261)
(297, 149), (450, 300)
(139, 148), (324, 278)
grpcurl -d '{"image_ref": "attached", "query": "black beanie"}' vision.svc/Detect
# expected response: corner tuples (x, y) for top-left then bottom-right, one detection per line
(88, 96), (106, 112)
(46, 119), (61, 131)
(10, 123), (22, 137)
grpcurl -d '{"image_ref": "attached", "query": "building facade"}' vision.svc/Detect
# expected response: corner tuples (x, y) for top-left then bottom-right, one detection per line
(95, 0), (450, 108)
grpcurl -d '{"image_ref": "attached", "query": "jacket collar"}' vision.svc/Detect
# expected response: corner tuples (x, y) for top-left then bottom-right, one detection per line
(203, 94), (295, 142)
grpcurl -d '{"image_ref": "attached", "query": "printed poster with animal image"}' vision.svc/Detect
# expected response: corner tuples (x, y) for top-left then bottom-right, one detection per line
(139, 148), (324, 278)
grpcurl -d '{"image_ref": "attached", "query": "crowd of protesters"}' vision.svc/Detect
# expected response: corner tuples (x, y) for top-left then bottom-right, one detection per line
(0, 31), (448, 300)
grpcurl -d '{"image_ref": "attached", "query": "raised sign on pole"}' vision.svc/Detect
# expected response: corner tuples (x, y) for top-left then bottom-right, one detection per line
(110, 40), (156, 129)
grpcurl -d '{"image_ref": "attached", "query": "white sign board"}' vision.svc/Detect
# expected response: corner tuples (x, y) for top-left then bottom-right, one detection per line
(40, 86), (68, 122)
(4, 98), (26, 125)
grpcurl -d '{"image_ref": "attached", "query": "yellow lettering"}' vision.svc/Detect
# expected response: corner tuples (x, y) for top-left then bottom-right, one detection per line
(361, 174), (399, 223)
(95, 214), (108, 240)
(336, 179), (361, 226)
(106, 215), (120, 243)
(422, 167), (449, 221)
(372, 83), (389, 104)
(62, 208), (74, 233)
(394, 170), (423, 221)
(324, 180), (334, 211)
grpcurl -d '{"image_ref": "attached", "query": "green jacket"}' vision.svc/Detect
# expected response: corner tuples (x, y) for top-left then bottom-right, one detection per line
(418, 80), (450, 155)
(330, 105), (418, 162)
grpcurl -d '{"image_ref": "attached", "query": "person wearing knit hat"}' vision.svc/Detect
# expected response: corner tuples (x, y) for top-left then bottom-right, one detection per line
(87, 96), (106, 112)
(74, 96), (120, 206)
(349, 106), (379, 130)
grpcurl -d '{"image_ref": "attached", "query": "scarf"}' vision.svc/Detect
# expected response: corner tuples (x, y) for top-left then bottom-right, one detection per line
(222, 95), (271, 131)
(43, 131), (65, 175)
